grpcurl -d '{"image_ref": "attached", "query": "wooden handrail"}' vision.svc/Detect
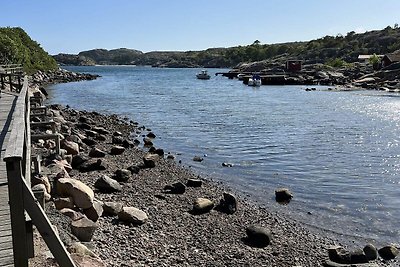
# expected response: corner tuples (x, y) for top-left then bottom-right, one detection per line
(3, 76), (76, 267)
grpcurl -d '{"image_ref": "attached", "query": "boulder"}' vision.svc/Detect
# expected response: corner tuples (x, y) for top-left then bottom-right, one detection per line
(217, 192), (237, 214)
(193, 156), (203, 162)
(83, 200), (104, 222)
(54, 197), (75, 210)
(61, 140), (80, 155)
(146, 132), (156, 138)
(118, 207), (148, 225)
(71, 154), (88, 169)
(127, 165), (140, 174)
(88, 147), (106, 158)
(110, 146), (125, 155)
(143, 153), (159, 168)
(275, 188), (293, 203)
(103, 202), (123, 216)
(94, 175), (122, 192)
(164, 182), (186, 194)
(56, 178), (94, 209)
(114, 169), (131, 182)
(31, 174), (51, 194)
(328, 246), (351, 264)
(31, 184), (51, 202)
(245, 225), (272, 248)
(112, 136), (124, 144)
(113, 131), (122, 137)
(78, 159), (107, 172)
(59, 208), (85, 221)
(192, 198), (214, 214)
(122, 139), (134, 148)
(71, 254), (106, 267)
(68, 242), (98, 258)
(363, 244), (378, 261)
(143, 137), (153, 146)
(186, 179), (202, 187)
(378, 245), (399, 260)
(71, 217), (98, 242)
(92, 126), (110, 135)
(82, 138), (97, 146)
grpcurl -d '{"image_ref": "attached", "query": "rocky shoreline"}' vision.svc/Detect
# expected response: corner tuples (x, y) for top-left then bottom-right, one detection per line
(26, 73), (399, 266)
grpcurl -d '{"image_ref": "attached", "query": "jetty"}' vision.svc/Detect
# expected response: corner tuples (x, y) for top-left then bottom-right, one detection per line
(0, 65), (76, 267)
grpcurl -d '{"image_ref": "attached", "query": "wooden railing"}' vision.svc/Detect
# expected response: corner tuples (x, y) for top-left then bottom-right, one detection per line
(3, 76), (76, 267)
(0, 64), (24, 93)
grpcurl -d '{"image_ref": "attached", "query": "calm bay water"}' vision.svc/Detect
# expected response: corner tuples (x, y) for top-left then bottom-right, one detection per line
(47, 66), (400, 245)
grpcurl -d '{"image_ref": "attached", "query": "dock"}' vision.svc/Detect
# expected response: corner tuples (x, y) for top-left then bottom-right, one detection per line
(0, 65), (77, 267)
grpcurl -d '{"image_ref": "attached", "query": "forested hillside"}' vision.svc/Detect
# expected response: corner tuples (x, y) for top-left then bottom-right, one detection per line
(53, 25), (400, 68)
(0, 27), (58, 73)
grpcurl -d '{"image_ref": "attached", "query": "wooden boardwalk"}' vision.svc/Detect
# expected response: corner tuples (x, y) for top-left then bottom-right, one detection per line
(0, 91), (18, 267)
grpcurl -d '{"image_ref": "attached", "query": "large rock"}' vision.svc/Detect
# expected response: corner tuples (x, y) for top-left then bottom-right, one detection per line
(54, 197), (75, 210)
(103, 202), (123, 216)
(164, 182), (186, 194)
(31, 174), (51, 194)
(68, 242), (98, 258)
(88, 147), (106, 158)
(71, 254), (106, 267)
(328, 246), (351, 264)
(192, 198), (214, 214)
(56, 178), (94, 209)
(110, 146), (125, 155)
(186, 179), (202, 187)
(217, 192), (237, 214)
(59, 208), (85, 221)
(245, 225), (272, 248)
(61, 140), (80, 155)
(83, 200), (104, 222)
(71, 154), (89, 169)
(378, 245), (399, 260)
(118, 207), (148, 225)
(114, 169), (130, 182)
(94, 175), (122, 192)
(78, 159), (108, 172)
(71, 217), (98, 242)
(275, 188), (293, 203)
(143, 153), (159, 168)
(363, 244), (378, 261)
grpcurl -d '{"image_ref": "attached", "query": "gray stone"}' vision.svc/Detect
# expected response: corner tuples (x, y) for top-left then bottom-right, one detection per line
(83, 200), (104, 222)
(275, 188), (293, 203)
(89, 147), (106, 158)
(363, 244), (378, 261)
(59, 208), (84, 221)
(114, 169), (131, 182)
(94, 175), (122, 192)
(143, 153), (159, 168)
(378, 245), (399, 260)
(245, 225), (272, 248)
(186, 179), (202, 187)
(56, 178), (94, 209)
(217, 192), (237, 214)
(110, 146), (125, 155)
(193, 156), (203, 162)
(61, 140), (80, 155)
(54, 197), (75, 210)
(103, 202), (123, 216)
(118, 207), (148, 225)
(193, 198), (214, 213)
(328, 246), (351, 264)
(71, 217), (98, 242)
(164, 182), (186, 194)
(79, 159), (108, 172)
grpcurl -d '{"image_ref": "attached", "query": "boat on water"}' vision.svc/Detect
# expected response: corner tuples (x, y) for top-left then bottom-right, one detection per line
(196, 70), (211, 80)
(248, 74), (261, 86)
(237, 73), (246, 80)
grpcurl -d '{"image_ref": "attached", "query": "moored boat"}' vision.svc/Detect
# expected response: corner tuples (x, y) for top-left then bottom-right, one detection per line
(248, 74), (261, 86)
(196, 70), (211, 80)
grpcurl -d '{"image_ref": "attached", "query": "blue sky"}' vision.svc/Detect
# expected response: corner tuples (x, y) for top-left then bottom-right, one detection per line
(1, 0), (399, 55)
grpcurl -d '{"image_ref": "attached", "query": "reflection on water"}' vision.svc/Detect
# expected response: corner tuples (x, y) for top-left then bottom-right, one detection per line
(47, 66), (400, 245)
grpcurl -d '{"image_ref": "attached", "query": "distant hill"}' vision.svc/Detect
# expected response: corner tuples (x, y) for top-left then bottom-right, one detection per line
(0, 27), (58, 73)
(53, 25), (400, 68)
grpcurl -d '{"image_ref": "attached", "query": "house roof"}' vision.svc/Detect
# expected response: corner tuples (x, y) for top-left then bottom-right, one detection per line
(385, 50), (400, 62)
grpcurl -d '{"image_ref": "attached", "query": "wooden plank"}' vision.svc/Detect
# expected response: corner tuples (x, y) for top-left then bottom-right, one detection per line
(22, 177), (77, 267)
(3, 77), (28, 160)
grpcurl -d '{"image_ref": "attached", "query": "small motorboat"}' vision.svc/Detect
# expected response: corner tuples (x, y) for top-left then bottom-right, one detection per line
(196, 70), (211, 80)
(248, 74), (261, 86)
(237, 73), (246, 80)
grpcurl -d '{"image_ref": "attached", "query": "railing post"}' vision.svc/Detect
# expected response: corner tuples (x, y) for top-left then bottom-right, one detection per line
(5, 159), (29, 267)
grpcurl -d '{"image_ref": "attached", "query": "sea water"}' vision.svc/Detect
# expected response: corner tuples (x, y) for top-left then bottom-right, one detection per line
(47, 66), (400, 245)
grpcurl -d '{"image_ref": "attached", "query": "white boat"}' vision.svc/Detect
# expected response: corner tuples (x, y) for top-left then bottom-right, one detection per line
(248, 75), (261, 86)
(196, 70), (211, 80)
(237, 73), (246, 80)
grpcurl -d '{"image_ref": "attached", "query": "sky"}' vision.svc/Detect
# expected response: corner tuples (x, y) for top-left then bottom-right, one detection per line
(1, 0), (400, 55)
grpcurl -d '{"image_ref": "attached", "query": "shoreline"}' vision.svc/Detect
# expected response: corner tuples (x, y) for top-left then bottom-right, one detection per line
(29, 71), (398, 266)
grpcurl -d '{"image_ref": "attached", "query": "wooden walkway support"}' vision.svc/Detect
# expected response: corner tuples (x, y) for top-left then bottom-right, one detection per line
(1, 76), (76, 267)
